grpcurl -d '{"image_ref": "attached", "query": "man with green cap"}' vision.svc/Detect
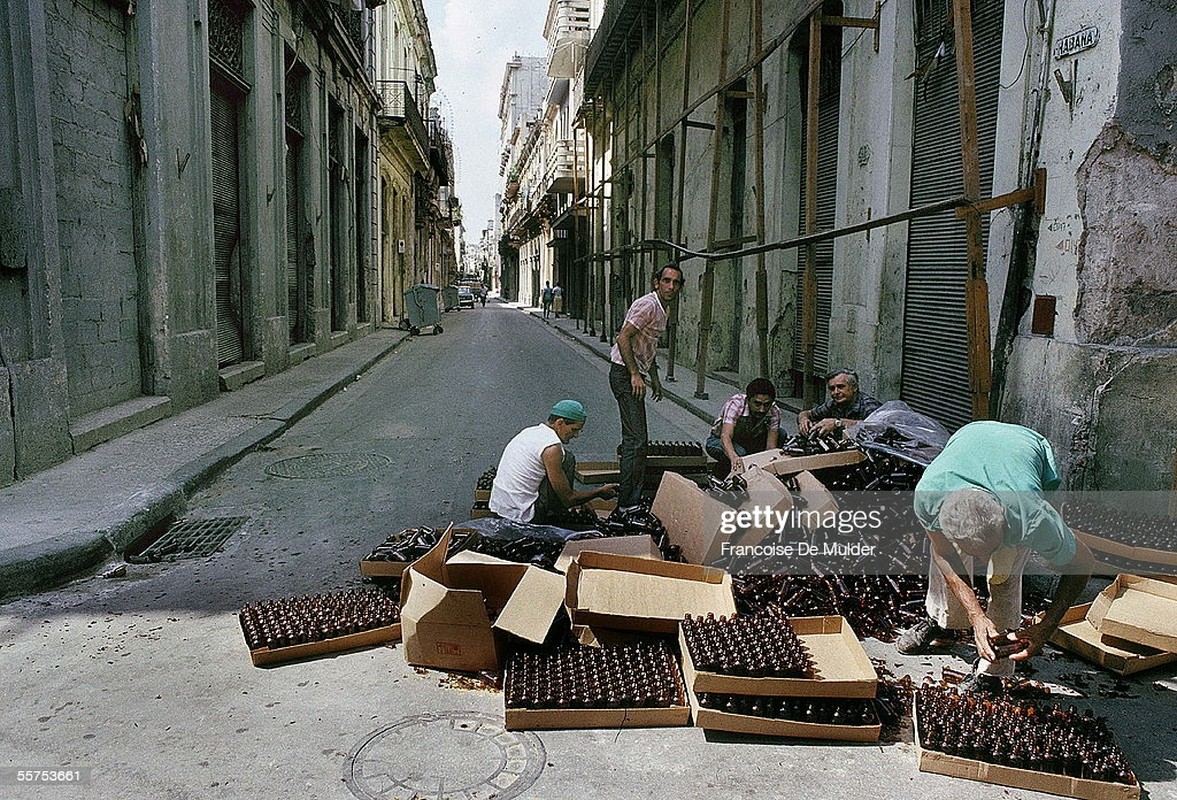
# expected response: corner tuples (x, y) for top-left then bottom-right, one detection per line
(489, 400), (619, 524)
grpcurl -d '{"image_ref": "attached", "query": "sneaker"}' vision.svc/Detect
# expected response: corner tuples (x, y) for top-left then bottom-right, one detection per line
(896, 616), (944, 655)
(958, 669), (1004, 695)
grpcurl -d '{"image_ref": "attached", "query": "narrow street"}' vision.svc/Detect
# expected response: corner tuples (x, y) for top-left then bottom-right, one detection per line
(0, 303), (708, 799)
(2, 303), (1176, 798)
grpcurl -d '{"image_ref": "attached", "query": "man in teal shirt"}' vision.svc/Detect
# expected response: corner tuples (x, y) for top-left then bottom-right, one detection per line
(898, 421), (1093, 690)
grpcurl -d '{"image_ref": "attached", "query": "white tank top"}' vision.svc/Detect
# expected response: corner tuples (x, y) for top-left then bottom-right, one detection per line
(489, 424), (562, 522)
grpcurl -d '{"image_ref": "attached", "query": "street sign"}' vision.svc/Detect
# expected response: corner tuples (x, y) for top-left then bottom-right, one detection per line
(1053, 26), (1099, 59)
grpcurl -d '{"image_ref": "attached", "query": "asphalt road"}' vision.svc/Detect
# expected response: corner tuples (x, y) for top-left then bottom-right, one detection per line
(1, 303), (1174, 800)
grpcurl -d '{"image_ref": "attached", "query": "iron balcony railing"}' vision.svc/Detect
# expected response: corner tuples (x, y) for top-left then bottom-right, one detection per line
(376, 80), (428, 156)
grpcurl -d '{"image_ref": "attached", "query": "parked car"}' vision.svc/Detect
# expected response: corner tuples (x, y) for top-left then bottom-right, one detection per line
(457, 286), (475, 308)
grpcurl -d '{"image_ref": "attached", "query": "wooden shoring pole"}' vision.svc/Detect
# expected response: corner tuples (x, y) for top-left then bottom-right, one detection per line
(573, 121), (584, 330)
(668, 0), (694, 382)
(752, 0), (769, 378)
(952, 0), (992, 420)
(591, 106), (603, 337)
(801, 11), (822, 407)
(639, 6), (650, 293)
(696, 0), (733, 400)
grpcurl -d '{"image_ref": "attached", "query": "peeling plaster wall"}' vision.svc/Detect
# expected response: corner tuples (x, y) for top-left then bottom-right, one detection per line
(1075, 128), (1177, 345)
(1004, 0), (1177, 489)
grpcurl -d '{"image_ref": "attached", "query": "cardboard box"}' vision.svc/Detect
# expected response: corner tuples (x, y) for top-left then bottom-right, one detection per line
(1048, 603), (1177, 676)
(565, 550), (736, 634)
(505, 704), (690, 731)
(782, 470), (841, 529)
(1075, 530), (1177, 569)
(469, 505), (495, 519)
(576, 453), (708, 484)
(650, 467), (792, 564)
(359, 558), (409, 578)
(399, 527), (565, 671)
(575, 461), (620, 484)
(687, 685), (880, 742)
(678, 615), (877, 698)
(741, 447), (864, 475)
(1086, 574), (1177, 653)
(913, 704), (1139, 800)
(248, 624), (401, 667)
(554, 535), (662, 574)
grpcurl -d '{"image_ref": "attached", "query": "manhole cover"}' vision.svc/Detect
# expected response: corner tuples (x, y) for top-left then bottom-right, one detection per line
(343, 711), (545, 800)
(264, 452), (391, 479)
(126, 516), (249, 563)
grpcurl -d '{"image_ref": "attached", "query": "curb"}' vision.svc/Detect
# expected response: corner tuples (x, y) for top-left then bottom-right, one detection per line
(0, 331), (411, 603)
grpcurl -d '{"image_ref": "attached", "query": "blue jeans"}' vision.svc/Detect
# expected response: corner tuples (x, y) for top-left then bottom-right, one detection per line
(609, 363), (647, 507)
(533, 449), (578, 524)
(705, 436), (747, 479)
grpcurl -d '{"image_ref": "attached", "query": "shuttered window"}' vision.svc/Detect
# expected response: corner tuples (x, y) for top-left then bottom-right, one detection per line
(900, 0), (1003, 429)
(211, 86), (244, 366)
(793, 26), (842, 382)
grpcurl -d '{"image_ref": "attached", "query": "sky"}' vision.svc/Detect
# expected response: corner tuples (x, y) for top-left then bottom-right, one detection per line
(421, 0), (549, 245)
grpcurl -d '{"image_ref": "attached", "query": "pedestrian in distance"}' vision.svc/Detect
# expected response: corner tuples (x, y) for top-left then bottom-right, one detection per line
(795, 368), (882, 438)
(706, 377), (781, 479)
(489, 400), (618, 524)
(552, 283), (564, 318)
(896, 421), (1094, 693)
(541, 282), (553, 320)
(609, 263), (684, 511)
(479, 284), (487, 307)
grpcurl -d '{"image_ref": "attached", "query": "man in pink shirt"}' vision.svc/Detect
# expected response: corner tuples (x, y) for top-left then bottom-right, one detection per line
(608, 264), (684, 509)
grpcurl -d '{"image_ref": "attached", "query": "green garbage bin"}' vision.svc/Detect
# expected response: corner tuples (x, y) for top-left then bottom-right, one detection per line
(442, 285), (459, 311)
(404, 284), (442, 335)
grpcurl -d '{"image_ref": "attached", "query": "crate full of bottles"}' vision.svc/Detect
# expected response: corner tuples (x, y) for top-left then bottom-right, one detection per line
(680, 610), (880, 741)
(238, 588), (401, 667)
(678, 611), (878, 698)
(503, 640), (690, 730)
(914, 684), (1139, 800)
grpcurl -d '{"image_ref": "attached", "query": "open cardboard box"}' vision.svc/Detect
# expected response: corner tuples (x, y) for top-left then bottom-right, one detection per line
(248, 624), (401, 667)
(1075, 530), (1177, 569)
(359, 557), (409, 578)
(650, 467), (794, 564)
(913, 701), (1139, 800)
(678, 615), (877, 698)
(504, 642), (691, 730)
(554, 534), (661, 574)
(741, 447), (864, 475)
(565, 550), (736, 634)
(687, 684), (880, 742)
(1048, 603), (1177, 676)
(505, 702), (690, 731)
(399, 526), (565, 672)
(1086, 574), (1177, 653)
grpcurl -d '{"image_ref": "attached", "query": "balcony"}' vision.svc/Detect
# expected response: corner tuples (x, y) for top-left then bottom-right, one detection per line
(376, 81), (428, 164)
(543, 137), (585, 195)
(546, 0), (591, 79)
(428, 118), (452, 184)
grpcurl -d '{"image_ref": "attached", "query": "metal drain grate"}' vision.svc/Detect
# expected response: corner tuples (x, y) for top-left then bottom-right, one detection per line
(126, 516), (250, 563)
(264, 452), (392, 479)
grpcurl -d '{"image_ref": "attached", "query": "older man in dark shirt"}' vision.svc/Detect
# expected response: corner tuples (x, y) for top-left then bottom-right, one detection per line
(796, 368), (881, 437)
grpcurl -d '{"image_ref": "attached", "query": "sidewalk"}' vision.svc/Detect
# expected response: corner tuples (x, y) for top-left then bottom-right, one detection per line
(0, 328), (411, 601)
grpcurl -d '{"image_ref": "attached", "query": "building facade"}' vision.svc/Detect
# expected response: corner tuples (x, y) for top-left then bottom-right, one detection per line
(497, 54), (551, 304)
(558, 0), (1174, 490)
(0, 0), (452, 487)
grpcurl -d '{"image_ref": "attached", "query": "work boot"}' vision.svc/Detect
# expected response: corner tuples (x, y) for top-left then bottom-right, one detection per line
(896, 616), (945, 655)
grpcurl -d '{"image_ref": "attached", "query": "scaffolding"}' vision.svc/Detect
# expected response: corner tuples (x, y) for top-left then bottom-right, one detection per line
(575, 0), (1044, 417)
